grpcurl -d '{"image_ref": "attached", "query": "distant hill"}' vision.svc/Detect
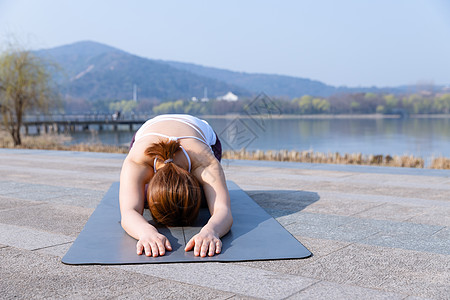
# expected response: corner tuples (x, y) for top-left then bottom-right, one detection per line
(35, 40), (422, 102)
(36, 41), (250, 101)
(164, 61), (340, 97)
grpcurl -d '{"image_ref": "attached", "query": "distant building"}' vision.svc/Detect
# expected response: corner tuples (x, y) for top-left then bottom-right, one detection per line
(217, 91), (239, 102)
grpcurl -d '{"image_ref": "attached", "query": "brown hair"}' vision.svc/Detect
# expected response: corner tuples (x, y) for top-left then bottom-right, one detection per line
(145, 140), (202, 226)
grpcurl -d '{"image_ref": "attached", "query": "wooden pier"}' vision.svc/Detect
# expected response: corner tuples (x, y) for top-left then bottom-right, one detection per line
(21, 115), (148, 135)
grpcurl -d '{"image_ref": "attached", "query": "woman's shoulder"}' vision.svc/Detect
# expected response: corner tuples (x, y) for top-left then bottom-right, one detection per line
(126, 142), (154, 167)
(187, 142), (218, 169)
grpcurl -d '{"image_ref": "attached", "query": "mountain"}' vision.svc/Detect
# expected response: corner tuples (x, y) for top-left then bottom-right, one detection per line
(36, 41), (414, 102)
(36, 41), (250, 101)
(164, 61), (339, 97)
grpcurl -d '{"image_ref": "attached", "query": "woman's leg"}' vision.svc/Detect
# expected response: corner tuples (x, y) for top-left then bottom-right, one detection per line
(211, 132), (222, 162)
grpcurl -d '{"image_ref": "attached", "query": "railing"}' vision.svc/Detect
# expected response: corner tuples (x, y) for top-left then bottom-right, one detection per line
(20, 114), (152, 134)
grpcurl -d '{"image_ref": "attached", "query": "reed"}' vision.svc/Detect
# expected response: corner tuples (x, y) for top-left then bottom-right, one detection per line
(430, 157), (450, 170)
(1, 130), (448, 169)
(223, 149), (427, 168)
(0, 130), (128, 154)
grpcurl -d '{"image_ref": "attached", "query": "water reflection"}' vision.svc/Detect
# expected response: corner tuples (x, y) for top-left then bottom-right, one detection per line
(67, 117), (450, 161)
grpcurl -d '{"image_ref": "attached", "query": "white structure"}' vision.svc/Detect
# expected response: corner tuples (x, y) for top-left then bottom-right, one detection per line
(217, 91), (239, 102)
(133, 84), (138, 102)
(201, 87), (209, 102)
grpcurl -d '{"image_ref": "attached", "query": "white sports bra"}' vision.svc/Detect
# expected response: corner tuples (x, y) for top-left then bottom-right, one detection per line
(133, 115), (215, 173)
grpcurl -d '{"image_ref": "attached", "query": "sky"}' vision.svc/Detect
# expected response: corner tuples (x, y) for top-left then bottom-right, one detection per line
(1, 0), (449, 88)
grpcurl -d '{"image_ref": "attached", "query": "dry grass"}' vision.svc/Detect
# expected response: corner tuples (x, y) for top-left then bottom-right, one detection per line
(223, 149), (429, 168)
(1, 130), (449, 169)
(430, 157), (450, 169)
(0, 130), (128, 154)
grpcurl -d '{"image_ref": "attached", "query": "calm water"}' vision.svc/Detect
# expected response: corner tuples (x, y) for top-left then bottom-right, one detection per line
(68, 117), (450, 161)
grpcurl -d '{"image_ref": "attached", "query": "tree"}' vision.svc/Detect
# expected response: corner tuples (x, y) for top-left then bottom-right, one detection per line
(109, 99), (138, 114)
(312, 98), (330, 113)
(294, 95), (313, 114)
(0, 46), (58, 145)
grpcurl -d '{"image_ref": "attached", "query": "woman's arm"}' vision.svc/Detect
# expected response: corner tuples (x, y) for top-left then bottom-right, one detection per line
(119, 156), (172, 257)
(185, 158), (233, 257)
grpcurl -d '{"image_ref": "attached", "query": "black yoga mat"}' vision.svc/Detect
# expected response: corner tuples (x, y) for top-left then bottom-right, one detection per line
(62, 181), (311, 264)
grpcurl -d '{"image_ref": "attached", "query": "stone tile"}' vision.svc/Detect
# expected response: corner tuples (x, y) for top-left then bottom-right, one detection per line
(293, 180), (450, 202)
(408, 206), (450, 227)
(36, 242), (73, 257)
(352, 203), (429, 222)
(225, 295), (261, 300)
(0, 203), (92, 237)
(341, 172), (450, 191)
(280, 212), (376, 243)
(287, 280), (406, 299)
(116, 279), (235, 300)
(340, 218), (447, 254)
(50, 188), (106, 208)
(361, 232), (450, 255)
(276, 211), (352, 228)
(0, 196), (44, 211)
(0, 224), (73, 250)
(299, 243), (450, 299)
(235, 236), (351, 275)
(0, 181), (29, 196)
(118, 262), (317, 299)
(342, 218), (443, 237)
(316, 190), (450, 208)
(0, 246), (162, 299)
(281, 212), (447, 253)
(432, 227), (450, 239)
(301, 197), (381, 217)
(0, 161), (120, 191)
(0, 181), (106, 207)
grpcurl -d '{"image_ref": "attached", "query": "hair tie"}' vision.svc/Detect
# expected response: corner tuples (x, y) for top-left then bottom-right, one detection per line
(164, 158), (173, 164)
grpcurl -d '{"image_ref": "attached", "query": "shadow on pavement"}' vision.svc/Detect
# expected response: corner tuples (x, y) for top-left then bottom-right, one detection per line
(245, 190), (320, 218)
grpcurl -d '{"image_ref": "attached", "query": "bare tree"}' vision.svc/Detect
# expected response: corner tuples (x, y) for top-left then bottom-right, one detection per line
(0, 46), (58, 145)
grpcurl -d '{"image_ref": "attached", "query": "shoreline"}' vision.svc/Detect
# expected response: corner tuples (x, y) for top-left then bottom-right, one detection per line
(1, 128), (449, 169)
(201, 113), (450, 120)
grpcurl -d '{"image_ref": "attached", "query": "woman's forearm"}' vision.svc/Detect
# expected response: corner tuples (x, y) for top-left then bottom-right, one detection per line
(202, 207), (233, 238)
(121, 209), (158, 240)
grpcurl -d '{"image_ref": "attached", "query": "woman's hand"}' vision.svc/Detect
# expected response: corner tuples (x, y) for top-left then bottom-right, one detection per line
(136, 229), (172, 257)
(185, 227), (222, 257)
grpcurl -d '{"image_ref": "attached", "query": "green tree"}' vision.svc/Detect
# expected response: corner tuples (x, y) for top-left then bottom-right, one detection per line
(109, 99), (137, 114)
(433, 94), (450, 114)
(184, 101), (207, 115)
(0, 46), (58, 145)
(312, 98), (330, 113)
(350, 101), (360, 113)
(295, 95), (313, 114)
(376, 105), (385, 114)
(383, 94), (398, 113)
(153, 101), (175, 114)
(152, 100), (186, 114)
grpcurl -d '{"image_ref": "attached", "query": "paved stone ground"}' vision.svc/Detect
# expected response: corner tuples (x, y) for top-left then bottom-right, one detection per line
(0, 148), (449, 299)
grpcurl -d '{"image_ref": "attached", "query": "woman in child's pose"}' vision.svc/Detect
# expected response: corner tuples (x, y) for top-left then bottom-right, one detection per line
(119, 114), (232, 258)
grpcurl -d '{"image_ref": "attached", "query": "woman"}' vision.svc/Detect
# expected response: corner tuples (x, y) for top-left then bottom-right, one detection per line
(119, 114), (232, 258)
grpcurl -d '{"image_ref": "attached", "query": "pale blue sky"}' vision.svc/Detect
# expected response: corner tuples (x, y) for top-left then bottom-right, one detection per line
(1, 0), (449, 87)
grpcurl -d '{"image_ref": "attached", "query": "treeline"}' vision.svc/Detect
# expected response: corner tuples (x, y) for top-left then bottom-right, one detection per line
(64, 92), (450, 115)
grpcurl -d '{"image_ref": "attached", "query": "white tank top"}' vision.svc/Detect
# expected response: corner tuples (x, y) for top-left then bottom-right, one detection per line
(133, 114), (217, 172)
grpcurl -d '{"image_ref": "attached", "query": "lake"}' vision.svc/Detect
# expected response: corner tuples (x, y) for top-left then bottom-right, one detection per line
(68, 116), (450, 162)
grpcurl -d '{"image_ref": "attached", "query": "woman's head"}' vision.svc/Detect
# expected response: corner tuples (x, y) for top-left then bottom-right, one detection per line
(145, 140), (202, 226)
